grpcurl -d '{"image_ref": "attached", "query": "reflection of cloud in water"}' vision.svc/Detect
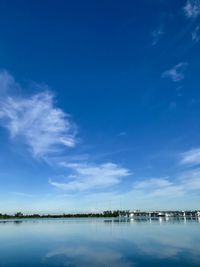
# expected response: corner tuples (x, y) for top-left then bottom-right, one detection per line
(45, 246), (134, 267)
(64, 220), (200, 264)
(126, 223), (200, 263)
(137, 234), (200, 262)
(43, 223), (200, 266)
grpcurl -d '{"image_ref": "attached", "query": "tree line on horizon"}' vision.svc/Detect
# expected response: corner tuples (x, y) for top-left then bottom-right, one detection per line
(0, 210), (130, 219)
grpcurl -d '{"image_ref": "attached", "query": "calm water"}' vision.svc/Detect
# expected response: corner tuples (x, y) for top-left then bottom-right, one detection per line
(0, 218), (200, 267)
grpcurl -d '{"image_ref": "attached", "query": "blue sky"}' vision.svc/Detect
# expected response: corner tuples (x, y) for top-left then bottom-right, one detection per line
(0, 0), (200, 213)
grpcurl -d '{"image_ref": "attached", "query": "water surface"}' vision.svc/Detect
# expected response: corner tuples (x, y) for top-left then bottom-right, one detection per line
(0, 218), (199, 267)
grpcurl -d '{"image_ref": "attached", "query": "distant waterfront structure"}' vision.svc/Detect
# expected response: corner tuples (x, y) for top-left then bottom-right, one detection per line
(128, 210), (200, 218)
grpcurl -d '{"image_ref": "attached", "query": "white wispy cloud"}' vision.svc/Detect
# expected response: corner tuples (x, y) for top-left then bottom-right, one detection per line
(184, 0), (200, 18)
(180, 168), (200, 190)
(192, 26), (200, 41)
(50, 162), (131, 191)
(162, 62), (188, 82)
(152, 27), (164, 46)
(0, 71), (77, 158)
(0, 70), (18, 94)
(131, 162), (200, 199)
(126, 148), (200, 200)
(134, 177), (172, 189)
(180, 148), (200, 165)
(133, 177), (184, 197)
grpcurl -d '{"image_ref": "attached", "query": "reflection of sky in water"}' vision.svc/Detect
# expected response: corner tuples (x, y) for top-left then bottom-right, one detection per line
(0, 218), (200, 267)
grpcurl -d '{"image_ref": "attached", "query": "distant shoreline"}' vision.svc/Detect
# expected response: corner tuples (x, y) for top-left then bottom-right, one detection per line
(0, 210), (200, 220)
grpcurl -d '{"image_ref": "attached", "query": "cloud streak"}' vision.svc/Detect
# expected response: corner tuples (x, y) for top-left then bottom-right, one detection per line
(180, 169), (200, 190)
(0, 71), (77, 158)
(184, 0), (200, 18)
(0, 70), (19, 95)
(162, 62), (188, 82)
(192, 26), (200, 42)
(152, 27), (164, 46)
(180, 148), (200, 166)
(133, 177), (184, 197)
(50, 162), (131, 191)
(131, 173), (200, 199)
